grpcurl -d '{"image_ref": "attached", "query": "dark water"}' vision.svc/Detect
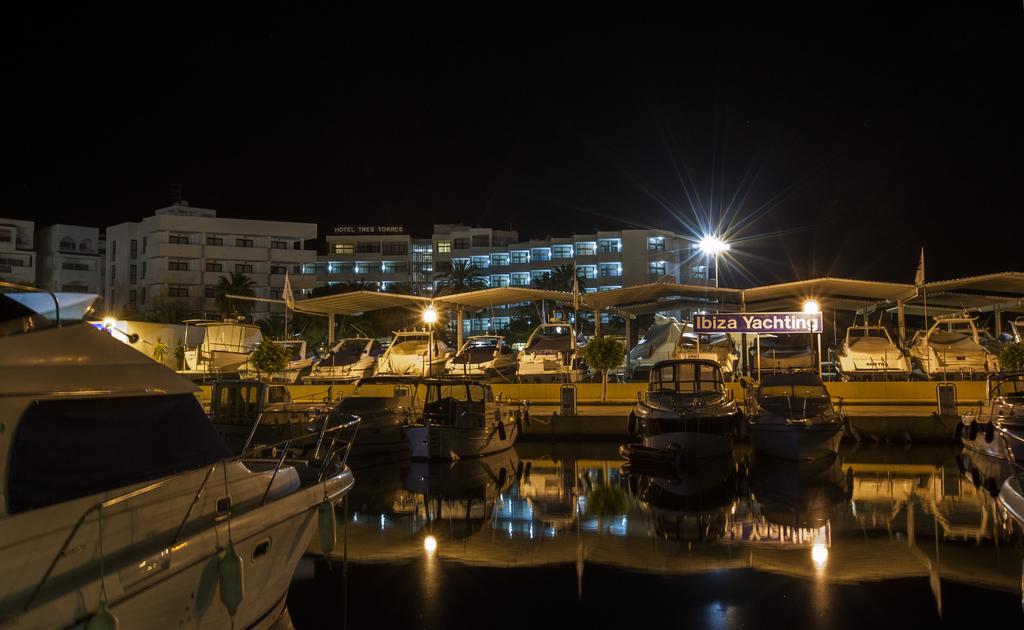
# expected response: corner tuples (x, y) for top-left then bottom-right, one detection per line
(287, 443), (1024, 629)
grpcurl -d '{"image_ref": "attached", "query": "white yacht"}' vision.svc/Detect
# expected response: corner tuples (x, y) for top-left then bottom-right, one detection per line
(404, 380), (527, 460)
(305, 337), (382, 383)
(673, 323), (740, 380)
(835, 323), (911, 381)
(239, 339), (314, 383)
(908, 314), (998, 380)
(627, 316), (685, 381)
(376, 330), (452, 377)
(181, 319), (264, 376)
(0, 292), (357, 628)
(959, 372), (1024, 461)
(517, 322), (582, 383)
(445, 335), (518, 381)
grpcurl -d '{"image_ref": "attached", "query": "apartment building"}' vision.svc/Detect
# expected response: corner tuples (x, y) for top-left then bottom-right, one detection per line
(106, 203), (317, 318)
(0, 218), (37, 285)
(318, 223), (696, 334)
(35, 224), (106, 294)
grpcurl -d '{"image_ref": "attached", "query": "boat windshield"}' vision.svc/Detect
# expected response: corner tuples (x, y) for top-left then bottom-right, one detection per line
(992, 376), (1024, 402)
(425, 382), (491, 403)
(276, 341), (306, 361)
(848, 327), (892, 341)
(526, 326), (572, 353)
(389, 334), (437, 355)
(648, 362), (724, 394)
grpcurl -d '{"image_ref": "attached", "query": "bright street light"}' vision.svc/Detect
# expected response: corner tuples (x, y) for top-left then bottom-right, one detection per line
(698, 235), (730, 255)
(422, 305), (438, 324)
(802, 300), (820, 315)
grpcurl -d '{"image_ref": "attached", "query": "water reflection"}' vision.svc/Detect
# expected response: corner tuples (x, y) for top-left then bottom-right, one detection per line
(295, 443), (1024, 626)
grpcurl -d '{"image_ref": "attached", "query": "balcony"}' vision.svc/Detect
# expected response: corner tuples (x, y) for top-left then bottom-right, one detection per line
(269, 248), (316, 263)
(152, 269), (203, 285)
(147, 242), (203, 259)
(204, 244), (267, 262)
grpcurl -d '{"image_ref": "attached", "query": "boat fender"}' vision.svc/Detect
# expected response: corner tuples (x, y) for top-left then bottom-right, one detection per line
(523, 407), (532, 428)
(497, 466), (507, 489)
(497, 421), (507, 441)
(968, 421), (978, 441)
(970, 468), (982, 488)
(524, 461), (532, 483)
(219, 542), (244, 617)
(627, 413), (637, 436)
(954, 454), (966, 474)
(953, 421), (963, 440)
(318, 498), (337, 555)
(85, 603), (118, 630)
(984, 422), (994, 443)
(516, 461), (525, 480)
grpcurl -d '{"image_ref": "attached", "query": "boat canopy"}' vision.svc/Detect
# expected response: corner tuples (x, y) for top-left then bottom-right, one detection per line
(524, 325), (574, 353)
(201, 322), (263, 353)
(758, 372), (829, 400)
(452, 337), (506, 364)
(648, 359), (725, 393)
(321, 338), (381, 367)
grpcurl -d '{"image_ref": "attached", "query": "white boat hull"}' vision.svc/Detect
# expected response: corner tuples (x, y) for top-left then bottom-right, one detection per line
(405, 419), (519, 461)
(749, 422), (844, 461)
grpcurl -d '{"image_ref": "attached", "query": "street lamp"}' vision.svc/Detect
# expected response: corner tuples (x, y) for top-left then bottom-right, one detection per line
(802, 300), (822, 378)
(698, 235), (730, 289)
(423, 305), (438, 377)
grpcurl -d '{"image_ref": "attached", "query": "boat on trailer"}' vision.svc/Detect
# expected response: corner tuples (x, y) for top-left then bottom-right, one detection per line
(745, 371), (846, 461)
(908, 314), (998, 380)
(0, 290), (357, 629)
(445, 335), (518, 381)
(835, 321), (911, 381)
(623, 359), (743, 461)
(517, 322), (583, 383)
(627, 315), (685, 381)
(403, 379), (528, 460)
(376, 330), (452, 377)
(304, 337), (382, 383)
(181, 319), (263, 378)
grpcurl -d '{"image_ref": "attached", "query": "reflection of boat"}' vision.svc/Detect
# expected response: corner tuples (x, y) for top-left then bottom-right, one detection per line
(208, 379), (332, 453)
(673, 324), (739, 379)
(625, 359), (742, 458)
(181, 319), (263, 376)
(517, 323), (582, 383)
(304, 337), (382, 383)
(445, 335), (518, 381)
(956, 449), (1014, 498)
(239, 339), (314, 383)
(0, 293), (356, 628)
(908, 315), (998, 380)
(628, 454), (738, 541)
(835, 323), (911, 381)
(376, 330), (452, 377)
(627, 316), (685, 381)
(404, 380), (527, 460)
(746, 372), (845, 461)
(747, 453), (851, 528)
(334, 376), (425, 457)
(959, 372), (1024, 461)
(749, 333), (816, 373)
(404, 448), (521, 499)
(997, 463), (1024, 527)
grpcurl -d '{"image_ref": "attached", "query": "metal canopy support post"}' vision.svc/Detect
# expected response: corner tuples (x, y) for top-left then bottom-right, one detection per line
(624, 316), (633, 375)
(994, 305), (1002, 337)
(756, 335), (761, 382)
(817, 333), (823, 380)
(328, 313), (335, 345)
(897, 301), (906, 347)
(594, 309), (602, 337)
(456, 307), (464, 350)
(740, 292), (747, 376)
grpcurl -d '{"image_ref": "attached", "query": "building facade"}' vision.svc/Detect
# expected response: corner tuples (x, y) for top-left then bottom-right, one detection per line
(0, 218), (37, 285)
(105, 203), (317, 318)
(35, 224), (106, 294)
(318, 224), (697, 334)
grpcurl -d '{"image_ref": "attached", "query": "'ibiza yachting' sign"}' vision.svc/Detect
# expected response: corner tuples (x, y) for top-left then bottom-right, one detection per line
(692, 312), (823, 334)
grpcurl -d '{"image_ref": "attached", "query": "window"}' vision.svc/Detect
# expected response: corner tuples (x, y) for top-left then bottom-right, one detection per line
(382, 242), (408, 256)
(142, 236), (147, 254)
(140, 287), (146, 304)
(577, 265), (597, 279)
(355, 241), (381, 254)
(270, 265), (287, 275)
(0, 231), (12, 243)
(471, 235), (490, 247)
(235, 264), (253, 273)
(61, 262), (91, 271)
(471, 255), (490, 269)
(235, 238), (254, 248)
(61, 283), (88, 292)
(435, 241), (452, 254)
(59, 237), (75, 251)
(333, 242), (355, 254)
(492, 317), (511, 331)
(382, 261), (408, 274)
(206, 236), (223, 246)
(649, 261), (667, 276)
(271, 240), (288, 249)
(111, 241), (116, 260)
(510, 250), (529, 264)
(598, 238), (622, 253)
(206, 262), (223, 272)
(453, 238), (470, 250)
(647, 236), (666, 251)
(168, 286), (189, 297)
(169, 261), (189, 271)
(490, 253), (509, 267)
(129, 289), (137, 308)
(141, 261), (147, 279)
(510, 272), (530, 286)
(129, 264), (137, 284)
(575, 241), (596, 256)
(531, 269), (550, 283)
(169, 234), (189, 245)
(110, 265), (116, 281)
(490, 274), (510, 287)
(130, 239), (138, 259)
(205, 285), (217, 298)
(599, 263), (622, 277)
(552, 244), (573, 259)
(530, 248), (551, 261)
(270, 288), (284, 299)
(79, 239), (93, 252)
(354, 262), (371, 274)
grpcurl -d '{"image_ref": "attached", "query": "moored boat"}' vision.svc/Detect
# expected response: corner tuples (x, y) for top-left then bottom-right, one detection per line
(908, 314), (998, 380)
(624, 359), (743, 459)
(959, 371), (1024, 461)
(376, 330), (452, 377)
(835, 322), (911, 381)
(181, 319), (263, 377)
(304, 337), (382, 383)
(627, 315), (685, 381)
(445, 335), (518, 381)
(517, 322), (583, 383)
(746, 372), (846, 461)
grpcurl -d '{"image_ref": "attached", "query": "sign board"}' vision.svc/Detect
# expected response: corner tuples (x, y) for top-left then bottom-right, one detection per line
(331, 225), (406, 236)
(692, 312), (823, 334)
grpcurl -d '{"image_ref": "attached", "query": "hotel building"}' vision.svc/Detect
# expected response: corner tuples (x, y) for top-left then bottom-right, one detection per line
(35, 224), (106, 294)
(0, 218), (37, 286)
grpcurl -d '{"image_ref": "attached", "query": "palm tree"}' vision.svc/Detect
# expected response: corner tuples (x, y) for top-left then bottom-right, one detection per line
(534, 264), (584, 325)
(434, 260), (487, 295)
(215, 271), (256, 318)
(145, 298), (189, 324)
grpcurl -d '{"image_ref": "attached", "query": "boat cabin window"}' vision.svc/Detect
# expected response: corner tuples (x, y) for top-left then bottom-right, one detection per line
(426, 383), (488, 403)
(267, 385), (291, 404)
(214, 383), (262, 418)
(992, 377), (1024, 402)
(649, 363), (724, 393)
(7, 394), (230, 514)
(849, 327), (892, 340)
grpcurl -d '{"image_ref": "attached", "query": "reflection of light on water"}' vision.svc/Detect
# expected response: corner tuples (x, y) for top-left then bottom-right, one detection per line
(424, 535), (438, 554)
(812, 543), (828, 567)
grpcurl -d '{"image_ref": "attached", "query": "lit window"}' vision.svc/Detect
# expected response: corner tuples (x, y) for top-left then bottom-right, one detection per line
(436, 241), (452, 253)
(575, 242), (597, 256)
(510, 250), (530, 264)
(552, 244), (573, 259)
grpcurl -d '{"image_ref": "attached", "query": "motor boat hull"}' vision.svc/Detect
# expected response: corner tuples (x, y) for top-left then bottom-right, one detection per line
(998, 476), (1024, 527)
(405, 418), (520, 461)
(836, 351), (911, 380)
(377, 355), (450, 377)
(959, 419), (1024, 461)
(445, 359), (518, 381)
(749, 422), (844, 461)
(184, 348), (251, 374)
(516, 355), (581, 383)
(305, 359), (376, 383)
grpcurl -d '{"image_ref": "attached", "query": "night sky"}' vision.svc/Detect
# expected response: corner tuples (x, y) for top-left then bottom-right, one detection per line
(4, 5), (1021, 286)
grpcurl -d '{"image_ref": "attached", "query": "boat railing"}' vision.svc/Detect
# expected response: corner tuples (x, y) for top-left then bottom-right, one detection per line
(23, 414), (360, 614)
